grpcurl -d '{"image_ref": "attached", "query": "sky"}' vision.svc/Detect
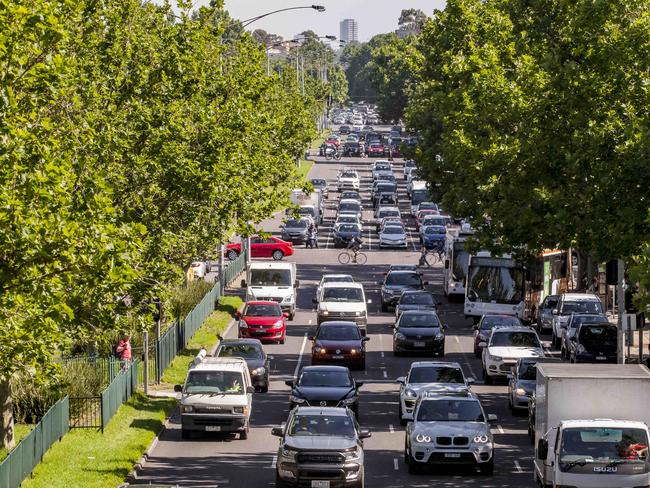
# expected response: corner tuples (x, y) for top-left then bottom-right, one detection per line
(214, 1), (446, 44)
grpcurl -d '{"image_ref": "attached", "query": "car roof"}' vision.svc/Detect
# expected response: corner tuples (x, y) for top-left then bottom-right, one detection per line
(293, 406), (350, 416)
(378, 206), (400, 212)
(420, 391), (479, 402)
(410, 361), (462, 369)
(322, 274), (354, 280)
(490, 326), (536, 333)
(301, 365), (350, 373)
(399, 309), (438, 315)
(339, 199), (361, 205)
(322, 282), (364, 290)
(561, 293), (600, 301)
(401, 290), (432, 296)
(246, 301), (282, 306)
(387, 270), (419, 276)
(218, 338), (263, 347)
(317, 321), (359, 328)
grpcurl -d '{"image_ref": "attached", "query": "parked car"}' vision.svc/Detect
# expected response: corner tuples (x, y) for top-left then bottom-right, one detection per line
(568, 322), (618, 363)
(214, 339), (270, 393)
(507, 357), (560, 412)
(535, 294), (559, 333)
(286, 366), (362, 416)
(236, 301), (287, 345)
(226, 236), (293, 261)
(310, 321), (370, 370)
(481, 326), (544, 384)
(280, 218), (309, 244)
(381, 270), (427, 312)
(309, 178), (328, 199)
(190, 260), (208, 279)
(395, 291), (438, 318)
(560, 313), (609, 358)
(392, 310), (447, 357)
(472, 314), (523, 358)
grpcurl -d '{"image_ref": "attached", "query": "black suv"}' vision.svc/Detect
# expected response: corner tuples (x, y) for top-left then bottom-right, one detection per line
(286, 366), (362, 416)
(381, 270), (427, 312)
(214, 339), (270, 392)
(272, 406), (370, 487)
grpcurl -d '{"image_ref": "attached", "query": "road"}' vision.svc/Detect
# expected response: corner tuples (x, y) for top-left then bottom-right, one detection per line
(133, 141), (538, 487)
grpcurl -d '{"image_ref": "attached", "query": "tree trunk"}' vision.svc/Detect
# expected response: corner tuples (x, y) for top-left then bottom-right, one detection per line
(0, 377), (15, 450)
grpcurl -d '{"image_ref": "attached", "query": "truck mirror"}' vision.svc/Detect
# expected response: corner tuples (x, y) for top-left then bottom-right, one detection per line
(294, 280), (300, 288)
(537, 439), (548, 460)
(240, 280), (247, 288)
(396, 376), (406, 384)
(358, 429), (372, 439)
(487, 414), (497, 423)
(271, 427), (284, 437)
(246, 386), (255, 394)
(173, 384), (183, 393)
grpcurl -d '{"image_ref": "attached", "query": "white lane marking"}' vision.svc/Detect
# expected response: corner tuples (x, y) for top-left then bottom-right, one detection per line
(389, 424), (395, 434)
(381, 351), (385, 358)
(383, 370), (388, 378)
(308, 319), (312, 325)
(293, 333), (308, 378)
(271, 456), (277, 468)
(393, 458), (399, 470)
(455, 336), (460, 343)
(409, 230), (417, 251)
(367, 228), (372, 250)
(497, 425), (505, 434)
(513, 460), (522, 473)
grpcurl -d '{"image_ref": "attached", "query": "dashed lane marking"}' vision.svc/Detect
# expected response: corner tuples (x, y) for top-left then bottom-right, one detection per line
(293, 333), (308, 378)
(393, 459), (399, 470)
(389, 424), (395, 434)
(271, 456), (277, 469)
(513, 460), (522, 473)
(383, 370), (388, 378)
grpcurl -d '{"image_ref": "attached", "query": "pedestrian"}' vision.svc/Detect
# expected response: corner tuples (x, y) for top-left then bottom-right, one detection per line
(116, 333), (132, 368)
(588, 277), (598, 293)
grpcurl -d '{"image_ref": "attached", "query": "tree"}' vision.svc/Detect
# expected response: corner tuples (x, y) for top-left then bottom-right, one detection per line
(252, 28), (283, 45)
(398, 8), (428, 28)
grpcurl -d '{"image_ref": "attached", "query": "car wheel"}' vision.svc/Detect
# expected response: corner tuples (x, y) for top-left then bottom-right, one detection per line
(288, 312), (295, 321)
(479, 457), (494, 475)
(279, 337), (286, 345)
(474, 349), (481, 359)
(227, 250), (238, 261)
(272, 250), (284, 260)
(261, 384), (269, 393)
(408, 456), (422, 474)
(240, 425), (249, 440)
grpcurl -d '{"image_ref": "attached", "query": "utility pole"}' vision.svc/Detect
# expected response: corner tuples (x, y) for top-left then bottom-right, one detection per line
(301, 55), (305, 96)
(617, 258), (626, 364)
(218, 243), (225, 295)
(143, 330), (149, 394)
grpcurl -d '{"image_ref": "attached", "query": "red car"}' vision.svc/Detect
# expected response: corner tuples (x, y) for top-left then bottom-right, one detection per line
(226, 236), (294, 261)
(236, 301), (287, 344)
(310, 321), (369, 370)
(366, 143), (385, 157)
(415, 209), (439, 230)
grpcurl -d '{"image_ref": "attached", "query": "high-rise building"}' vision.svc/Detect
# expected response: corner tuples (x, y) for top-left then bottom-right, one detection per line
(339, 19), (358, 44)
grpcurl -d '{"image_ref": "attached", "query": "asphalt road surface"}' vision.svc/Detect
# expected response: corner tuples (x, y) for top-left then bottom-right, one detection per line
(133, 142), (539, 487)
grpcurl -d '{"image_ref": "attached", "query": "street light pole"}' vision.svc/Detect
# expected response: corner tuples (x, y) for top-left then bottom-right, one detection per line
(241, 5), (325, 28)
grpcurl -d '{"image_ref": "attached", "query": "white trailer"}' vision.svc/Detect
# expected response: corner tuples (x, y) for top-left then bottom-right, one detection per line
(534, 363), (650, 488)
(289, 189), (323, 225)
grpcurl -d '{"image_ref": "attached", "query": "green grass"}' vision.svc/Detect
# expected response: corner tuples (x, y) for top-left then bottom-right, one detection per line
(160, 296), (243, 387)
(0, 424), (34, 462)
(310, 129), (331, 150)
(296, 159), (314, 181)
(22, 393), (176, 488)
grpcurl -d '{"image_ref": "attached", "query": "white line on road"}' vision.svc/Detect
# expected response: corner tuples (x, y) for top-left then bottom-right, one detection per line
(497, 425), (505, 434)
(293, 333), (308, 378)
(455, 336), (460, 343)
(271, 456), (277, 468)
(367, 228), (372, 250)
(308, 319), (312, 325)
(381, 351), (385, 358)
(393, 458), (399, 470)
(409, 230), (417, 252)
(389, 424), (395, 434)
(513, 460), (522, 473)
(383, 370), (388, 378)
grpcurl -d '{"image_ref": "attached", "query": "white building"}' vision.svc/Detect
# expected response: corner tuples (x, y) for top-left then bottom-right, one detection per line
(339, 19), (358, 44)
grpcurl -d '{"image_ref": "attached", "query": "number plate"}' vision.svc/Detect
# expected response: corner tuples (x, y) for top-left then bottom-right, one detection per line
(332, 355), (344, 359)
(205, 426), (221, 432)
(445, 453), (461, 458)
(311, 481), (330, 488)
(596, 356), (606, 360)
(413, 341), (426, 348)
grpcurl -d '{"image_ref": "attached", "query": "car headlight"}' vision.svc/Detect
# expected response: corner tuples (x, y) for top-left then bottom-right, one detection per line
(315, 347), (327, 354)
(181, 405), (193, 413)
(252, 367), (266, 376)
(273, 319), (283, 328)
(283, 295), (293, 303)
(233, 406), (249, 415)
(350, 348), (358, 355)
(395, 332), (406, 341)
(341, 397), (356, 405)
(344, 448), (361, 461)
(280, 446), (298, 461)
(515, 388), (527, 396)
(434, 334), (444, 341)
(489, 354), (503, 361)
(404, 388), (417, 398)
(290, 395), (305, 404)
(321, 310), (329, 316)
(239, 320), (248, 328)
(473, 434), (489, 444)
(415, 433), (432, 443)
(355, 311), (362, 316)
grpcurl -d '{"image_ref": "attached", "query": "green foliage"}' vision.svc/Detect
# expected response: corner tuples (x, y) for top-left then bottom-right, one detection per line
(168, 281), (214, 321)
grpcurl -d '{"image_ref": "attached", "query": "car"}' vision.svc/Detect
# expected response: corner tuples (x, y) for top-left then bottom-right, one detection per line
(420, 214), (449, 228)
(343, 141), (361, 157)
(334, 223), (363, 248)
(372, 182), (398, 207)
(339, 125), (351, 134)
(381, 270), (427, 312)
(481, 326), (544, 384)
(280, 218), (309, 244)
(403, 160), (416, 180)
(236, 301), (287, 345)
(309, 178), (328, 199)
(335, 214), (362, 229)
(374, 172), (396, 184)
(372, 161), (392, 175)
(420, 225), (446, 249)
(309, 321), (370, 370)
(214, 339), (270, 393)
(392, 310), (447, 357)
(396, 361), (473, 425)
(560, 313), (609, 358)
(314, 282), (368, 332)
(374, 206), (401, 231)
(405, 391), (496, 474)
(416, 202), (439, 213)
(415, 209), (439, 230)
(286, 366), (363, 416)
(535, 294), (559, 333)
(395, 291), (438, 318)
(568, 322), (618, 363)
(362, 125), (373, 132)
(379, 217), (403, 233)
(378, 225), (408, 248)
(391, 125), (403, 135)
(226, 235), (294, 261)
(507, 357), (561, 412)
(271, 406), (370, 488)
(337, 199), (363, 221)
(340, 190), (361, 203)
(550, 293), (604, 347)
(316, 274), (354, 299)
(366, 142), (384, 157)
(190, 260), (208, 279)
(472, 314), (523, 358)
(326, 135), (341, 147)
(337, 169), (360, 191)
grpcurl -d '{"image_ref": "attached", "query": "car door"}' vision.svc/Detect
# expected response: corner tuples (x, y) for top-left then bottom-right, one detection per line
(250, 237), (265, 258)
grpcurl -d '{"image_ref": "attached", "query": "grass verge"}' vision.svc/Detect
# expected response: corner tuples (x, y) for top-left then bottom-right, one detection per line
(21, 393), (176, 488)
(0, 424), (34, 462)
(310, 129), (331, 150)
(159, 295), (243, 387)
(296, 159), (314, 182)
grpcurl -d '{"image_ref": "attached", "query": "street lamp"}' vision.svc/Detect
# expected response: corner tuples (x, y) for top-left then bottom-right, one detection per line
(266, 36), (337, 78)
(242, 5), (326, 28)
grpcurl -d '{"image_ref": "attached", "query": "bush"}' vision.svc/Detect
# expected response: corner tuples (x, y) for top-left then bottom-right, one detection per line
(11, 374), (61, 424)
(168, 280), (213, 320)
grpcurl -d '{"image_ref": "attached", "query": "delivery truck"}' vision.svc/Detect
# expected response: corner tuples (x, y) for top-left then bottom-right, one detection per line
(288, 189), (323, 226)
(534, 363), (650, 488)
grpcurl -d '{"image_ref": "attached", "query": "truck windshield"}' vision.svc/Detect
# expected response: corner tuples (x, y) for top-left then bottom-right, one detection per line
(559, 427), (649, 469)
(417, 400), (484, 422)
(184, 371), (245, 395)
(467, 263), (524, 304)
(411, 189), (429, 205)
(562, 300), (603, 314)
(299, 371), (352, 387)
(250, 269), (291, 286)
(409, 367), (464, 384)
(323, 287), (364, 302)
(288, 414), (356, 438)
(490, 332), (540, 348)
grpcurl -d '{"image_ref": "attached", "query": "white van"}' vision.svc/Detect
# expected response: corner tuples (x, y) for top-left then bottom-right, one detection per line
(242, 261), (299, 320)
(174, 353), (254, 440)
(314, 282), (369, 334)
(550, 292), (604, 347)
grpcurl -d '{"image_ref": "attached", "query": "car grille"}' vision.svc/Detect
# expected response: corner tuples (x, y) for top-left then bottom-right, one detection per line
(193, 418), (233, 426)
(326, 311), (359, 318)
(499, 362), (516, 372)
(436, 436), (470, 446)
(297, 453), (345, 464)
(305, 400), (340, 408)
(257, 297), (283, 303)
(193, 406), (232, 414)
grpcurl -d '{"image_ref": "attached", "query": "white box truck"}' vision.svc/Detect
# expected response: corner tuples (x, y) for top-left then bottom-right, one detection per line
(534, 363), (650, 488)
(241, 261), (298, 320)
(288, 189), (323, 226)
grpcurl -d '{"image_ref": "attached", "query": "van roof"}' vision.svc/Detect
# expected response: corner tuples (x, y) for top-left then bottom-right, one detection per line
(537, 363), (650, 379)
(248, 261), (294, 270)
(190, 357), (249, 373)
(322, 282), (364, 290)
(561, 293), (600, 301)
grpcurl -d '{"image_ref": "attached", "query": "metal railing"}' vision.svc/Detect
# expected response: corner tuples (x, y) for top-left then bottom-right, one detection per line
(68, 397), (102, 429)
(0, 396), (69, 488)
(101, 360), (138, 429)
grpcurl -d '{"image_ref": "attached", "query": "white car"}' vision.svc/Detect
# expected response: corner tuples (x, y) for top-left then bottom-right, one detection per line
(481, 326), (544, 384)
(190, 261), (208, 279)
(337, 199), (363, 221)
(316, 274), (354, 299)
(550, 292), (604, 347)
(379, 225), (408, 248)
(315, 282), (369, 334)
(337, 169), (360, 191)
(403, 160), (416, 180)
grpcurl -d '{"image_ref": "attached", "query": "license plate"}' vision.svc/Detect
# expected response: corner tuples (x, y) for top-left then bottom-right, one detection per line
(596, 356), (606, 360)
(445, 453), (461, 458)
(205, 426), (221, 432)
(311, 481), (330, 488)
(332, 355), (344, 359)
(413, 341), (426, 348)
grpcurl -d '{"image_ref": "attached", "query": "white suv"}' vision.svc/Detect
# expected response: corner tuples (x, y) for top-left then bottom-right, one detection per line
(481, 326), (544, 384)
(337, 169), (360, 191)
(315, 282), (368, 334)
(550, 293), (604, 348)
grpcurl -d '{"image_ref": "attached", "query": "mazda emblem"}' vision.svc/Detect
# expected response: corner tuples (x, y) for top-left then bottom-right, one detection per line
(320, 401), (327, 407)
(336, 349), (341, 354)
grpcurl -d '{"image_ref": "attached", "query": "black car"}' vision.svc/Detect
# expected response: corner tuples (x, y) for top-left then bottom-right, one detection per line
(569, 322), (618, 363)
(392, 310), (447, 356)
(214, 338), (270, 392)
(560, 313), (609, 359)
(381, 271), (427, 312)
(333, 223), (362, 247)
(339, 125), (351, 135)
(340, 190), (361, 203)
(310, 178), (328, 199)
(395, 290), (438, 318)
(286, 366), (362, 416)
(472, 314), (523, 358)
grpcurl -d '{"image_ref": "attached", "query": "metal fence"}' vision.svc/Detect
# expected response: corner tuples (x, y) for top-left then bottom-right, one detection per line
(0, 396), (69, 488)
(224, 251), (246, 287)
(69, 396), (102, 429)
(101, 360), (139, 429)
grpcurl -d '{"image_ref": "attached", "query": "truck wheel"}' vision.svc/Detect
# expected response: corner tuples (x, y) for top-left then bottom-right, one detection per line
(272, 250), (284, 260)
(261, 384), (269, 393)
(288, 311), (295, 321)
(479, 458), (494, 475)
(240, 425), (249, 440)
(227, 250), (238, 261)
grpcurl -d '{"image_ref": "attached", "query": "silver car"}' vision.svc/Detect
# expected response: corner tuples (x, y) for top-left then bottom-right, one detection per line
(536, 294), (559, 333)
(378, 225), (407, 248)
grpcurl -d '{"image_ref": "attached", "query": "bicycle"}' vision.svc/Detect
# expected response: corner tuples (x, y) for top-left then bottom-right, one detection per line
(338, 248), (368, 265)
(418, 248), (445, 267)
(325, 149), (342, 161)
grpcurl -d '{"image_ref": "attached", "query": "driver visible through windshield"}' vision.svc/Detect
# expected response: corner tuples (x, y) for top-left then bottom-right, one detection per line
(184, 371), (245, 395)
(322, 287), (364, 302)
(250, 269), (292, 287)
(288, 414), (356, 437)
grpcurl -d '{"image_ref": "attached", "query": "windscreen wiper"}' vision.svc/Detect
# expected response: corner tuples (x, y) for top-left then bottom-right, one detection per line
(562, 459), (592, 471)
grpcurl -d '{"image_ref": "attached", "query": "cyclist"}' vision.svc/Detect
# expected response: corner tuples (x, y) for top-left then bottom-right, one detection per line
(347, 235), (363, 257)
(418, 246), (430, 266)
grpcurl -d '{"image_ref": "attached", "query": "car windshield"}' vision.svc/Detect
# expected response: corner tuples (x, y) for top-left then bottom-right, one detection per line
(579, 326), (617, 347)
(337, 224), (359, 234)
(544, 298), (559, 309)
(481, 316), (521, 330)
(379, 210), (400, 218)
(339, 203), (361, 213)
(490, 331), (540, 348)
(318, 326), (361, 341)
(409, 366), (465, 384)
(340, 172), (357, 179)
(569, 314), (608, 329)
(311, 179), (326, 187)
(400, 293), (435, 306)
(377, 184), (397, 192)
(244, 304), (281, 317)
(423, 226), (446, 235)
(250, 269), (292, 286)
(288, 414), (356, 438)
(386, 272), (421, 286)
(399, 313), (441, 328)
(285, 219), (307, 228)
(322, 287), (364, 302)
(419, 202), (437, 210)
(559, 428), (649, 467)
(217, 344), (263, 360)
(337, 216), (357, 224)
(562, 300), (603, 314)
(299, 371), (352, 387)
(417, 400), (484, 422)
(383, 227), (405, 235)
(342, 193), (359, 200)
(184, 371), (245, 395)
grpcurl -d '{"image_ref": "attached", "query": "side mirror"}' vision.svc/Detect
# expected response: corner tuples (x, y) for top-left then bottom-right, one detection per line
(362, 337), (370, 342)
(246, 386), (255, 394)
(283, 312), (289, 318)
(312, 298), (318, 304)
(358, 429), (372, 439)
(478, 342), (487, 348)
(174, 384), (183, 393)
(472, 324), (479, 330)
(466, 378), (475, 385)
(271, 427), (284, 437)
(487, 414), (498, 423)
(537, 439), (549, 460)
(396, 376), (406, 384)
(308, 336), (315, 341)
(423, 281), (429, 286)
(442, 324), (449, 329)
(356, 381), (364, 388)
(295, 280), (300, 288)
(285, 380), (295, 387)
(241, 280), (247, 288)
(552, 309), (559, 315)
(234, 311), (242, 319)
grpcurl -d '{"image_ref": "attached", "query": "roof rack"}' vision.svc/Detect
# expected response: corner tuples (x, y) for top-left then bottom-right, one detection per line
(189, 349), (247, 369)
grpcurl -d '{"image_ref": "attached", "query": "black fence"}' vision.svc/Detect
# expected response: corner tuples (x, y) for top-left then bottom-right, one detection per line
(69, 396), (102, 429)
